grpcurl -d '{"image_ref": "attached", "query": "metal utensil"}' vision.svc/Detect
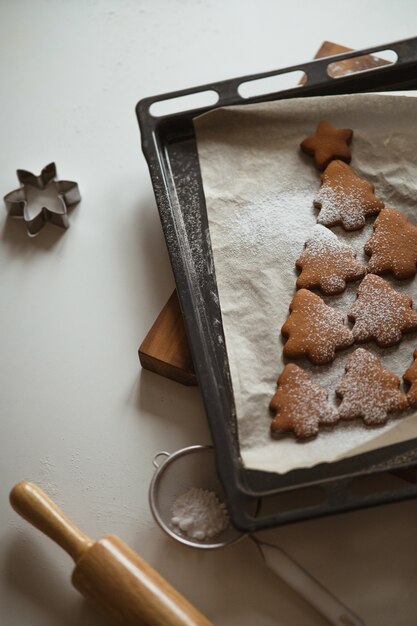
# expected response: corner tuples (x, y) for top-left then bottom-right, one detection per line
(4, 162), (80, 236)
(149, 445), (365, 626)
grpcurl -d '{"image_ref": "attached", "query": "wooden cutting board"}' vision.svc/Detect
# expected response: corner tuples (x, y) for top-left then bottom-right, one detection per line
(139, 40), (388, 386)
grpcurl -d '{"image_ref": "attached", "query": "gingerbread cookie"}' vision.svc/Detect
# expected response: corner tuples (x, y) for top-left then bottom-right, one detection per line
(300, 121), (353, 171)
(403, 348), (417, 408)
(314, 160), (384, 231)
(336, 348), (408, 425)
(270, 363), (339, 438)
(365, 207), (417, 279)
(348, 274), (417, 347)
(282, 288), (353, 364)
(296, 225), (366, 295)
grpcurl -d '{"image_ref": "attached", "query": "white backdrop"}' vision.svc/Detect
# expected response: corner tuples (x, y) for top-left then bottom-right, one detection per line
(1, 2), (417, 625)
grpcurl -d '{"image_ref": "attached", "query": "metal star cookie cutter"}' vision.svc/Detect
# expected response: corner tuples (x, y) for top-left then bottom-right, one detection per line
(4, 162), (81, 237)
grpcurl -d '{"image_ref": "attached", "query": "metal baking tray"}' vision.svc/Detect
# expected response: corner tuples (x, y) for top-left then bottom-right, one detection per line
(137, 37), (417, 532)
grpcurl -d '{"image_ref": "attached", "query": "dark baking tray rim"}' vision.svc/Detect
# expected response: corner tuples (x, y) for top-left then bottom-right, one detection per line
(137, 37), (417, 532)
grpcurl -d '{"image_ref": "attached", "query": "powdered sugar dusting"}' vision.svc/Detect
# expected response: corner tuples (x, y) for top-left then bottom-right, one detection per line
(170, 487), (229, 541)
(314, 162), (383, 230)
(316, 183), (364, 229)
(304, 223), (345, 252)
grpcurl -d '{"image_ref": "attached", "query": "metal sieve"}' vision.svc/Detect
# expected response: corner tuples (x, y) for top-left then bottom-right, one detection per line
(149, 445), (365, 626)
(149, 445), (246, 549)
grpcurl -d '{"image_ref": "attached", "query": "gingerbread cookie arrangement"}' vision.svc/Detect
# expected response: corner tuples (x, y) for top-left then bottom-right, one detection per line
(268, 121), (417, 440)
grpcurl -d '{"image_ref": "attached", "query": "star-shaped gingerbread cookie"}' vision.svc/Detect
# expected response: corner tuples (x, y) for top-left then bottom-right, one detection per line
(270, 363), (339, 439)
(403, 348), (417, 408)
(336, 348), (408, 425)
(314, 160), (384, 231)
(365, 207), (417, 279)
(296, 225), (366, 295)
(348, 274), (417, 347)
(300, 121), (353, 171)
(282, 288), (353, 364)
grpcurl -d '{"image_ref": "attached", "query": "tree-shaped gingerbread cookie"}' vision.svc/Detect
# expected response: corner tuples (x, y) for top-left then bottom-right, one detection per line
(296, 225), (366, 295)
(270, 363), (339, 438)
(336, 348), (408, 425)
(403, 348), (417, 408)
(365, 207), (417, 279)
(348, 274), (417, 347)
(282, 289), (353, 364)
(314, 160), (384, 231)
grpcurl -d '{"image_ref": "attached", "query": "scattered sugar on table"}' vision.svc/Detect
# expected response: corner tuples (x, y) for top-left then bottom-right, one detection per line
(170, 487), (229, 541)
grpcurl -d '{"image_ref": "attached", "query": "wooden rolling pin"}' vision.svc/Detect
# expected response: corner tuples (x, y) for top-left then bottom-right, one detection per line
(10, 482), (212, 626)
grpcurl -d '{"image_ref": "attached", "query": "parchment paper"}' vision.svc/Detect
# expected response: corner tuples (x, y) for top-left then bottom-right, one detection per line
(194, 93), (417, 474)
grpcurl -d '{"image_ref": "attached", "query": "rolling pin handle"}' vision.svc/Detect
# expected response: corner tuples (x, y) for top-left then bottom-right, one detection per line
(9, 481), (93, 563)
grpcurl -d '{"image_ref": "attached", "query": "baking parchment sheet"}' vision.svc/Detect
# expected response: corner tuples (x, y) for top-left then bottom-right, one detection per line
(194, 93), (417, 474)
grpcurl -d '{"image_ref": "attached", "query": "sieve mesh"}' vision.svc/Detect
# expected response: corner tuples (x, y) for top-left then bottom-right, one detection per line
(149, 445), (245, 549)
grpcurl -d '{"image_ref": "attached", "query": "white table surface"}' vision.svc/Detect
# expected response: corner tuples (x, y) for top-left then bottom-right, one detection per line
(2, 2), (417, 625)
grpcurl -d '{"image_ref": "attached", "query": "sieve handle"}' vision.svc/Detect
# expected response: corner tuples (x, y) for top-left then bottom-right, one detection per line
(257, 541), (365, 626)
(153, 451), (171, 468)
